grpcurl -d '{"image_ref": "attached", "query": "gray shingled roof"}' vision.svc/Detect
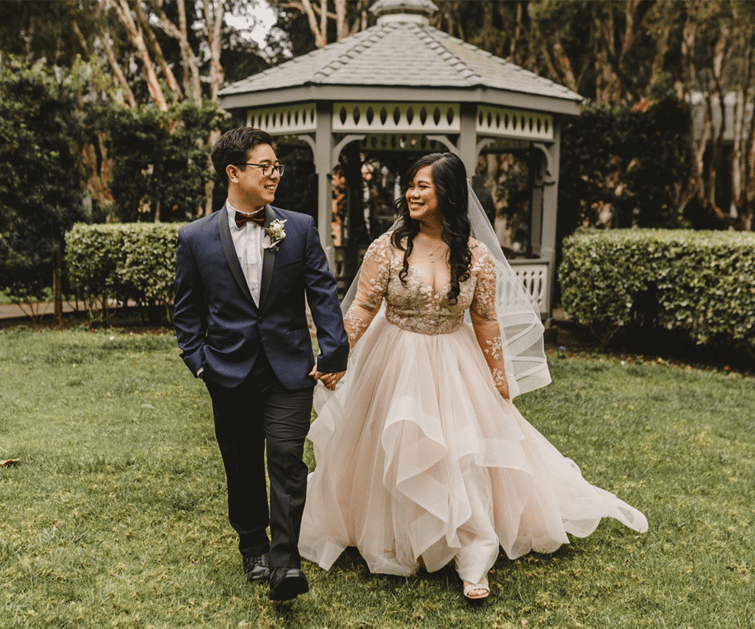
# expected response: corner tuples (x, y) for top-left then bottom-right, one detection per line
(220, 21), (581, 109)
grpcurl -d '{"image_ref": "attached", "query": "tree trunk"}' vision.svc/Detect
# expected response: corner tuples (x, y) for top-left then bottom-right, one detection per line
(319, 0), (328, 45)
(109, 0), (168, 110)
(179, 0), (202, 103)
(204, 127), (221, 215)
(53, 243), (63, 327)
(298, 0), (326, 48)
(203, 0), (225, 99)
(335, 0), (348, 40)
(134, 0), (182, 101)
(100, 33), (137, 108)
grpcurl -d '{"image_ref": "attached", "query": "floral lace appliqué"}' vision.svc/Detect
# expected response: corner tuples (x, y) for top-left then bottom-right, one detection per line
(469, 250), (497, 322)
(484, 336), (504, 361)
(492, 368), (506, 388)
(385, 262), (475, 335)
(344, 309), (368, 342)
(360, 236), (391, 312)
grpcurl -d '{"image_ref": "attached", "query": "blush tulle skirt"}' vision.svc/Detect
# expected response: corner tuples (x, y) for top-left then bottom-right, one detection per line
(299, 313), (647, 584)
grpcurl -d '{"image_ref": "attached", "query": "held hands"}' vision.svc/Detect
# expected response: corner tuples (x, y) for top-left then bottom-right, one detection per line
(309, 365), (346, 391)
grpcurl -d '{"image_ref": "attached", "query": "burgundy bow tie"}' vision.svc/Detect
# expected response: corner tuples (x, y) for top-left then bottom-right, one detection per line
(235, 210), (266, 228)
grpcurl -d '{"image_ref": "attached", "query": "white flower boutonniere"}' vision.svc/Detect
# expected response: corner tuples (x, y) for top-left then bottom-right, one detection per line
(263, 219), (287, 252)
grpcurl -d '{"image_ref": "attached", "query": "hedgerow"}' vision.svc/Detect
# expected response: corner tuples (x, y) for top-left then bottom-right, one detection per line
(559, 229), (755, 359)
(66, 223), (181, 324)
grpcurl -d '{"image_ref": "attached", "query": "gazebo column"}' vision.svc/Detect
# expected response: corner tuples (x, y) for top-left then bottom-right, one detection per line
(533, 128), (561, 316)
(530, 151), (545, 259)
(458, 104), (479, 178)
(314, 102), (336, 269)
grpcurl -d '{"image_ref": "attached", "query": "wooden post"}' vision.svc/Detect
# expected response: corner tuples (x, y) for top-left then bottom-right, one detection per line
(458, 103), (478, 180)
(314, 102), (335, 270)
(53, 243), (63, 327)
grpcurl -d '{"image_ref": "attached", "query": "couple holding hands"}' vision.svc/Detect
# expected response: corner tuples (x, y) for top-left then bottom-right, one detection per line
(174, 128), (647, 603)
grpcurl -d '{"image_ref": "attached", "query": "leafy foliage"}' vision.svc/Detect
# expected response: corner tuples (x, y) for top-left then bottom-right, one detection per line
(0, 0), (101, 67)
(98, 101), (224, 222)
(0, 59), (86, 304)
(559, 95), (694, 235)
(559, 229), (755, 359)
(66, 222), (181, 325)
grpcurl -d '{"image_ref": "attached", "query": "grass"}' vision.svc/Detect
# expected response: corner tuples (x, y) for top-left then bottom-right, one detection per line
(0, 327), (753, 628)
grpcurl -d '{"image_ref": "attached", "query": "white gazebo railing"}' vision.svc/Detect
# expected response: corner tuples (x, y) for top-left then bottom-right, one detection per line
(510, 259), (550, 316)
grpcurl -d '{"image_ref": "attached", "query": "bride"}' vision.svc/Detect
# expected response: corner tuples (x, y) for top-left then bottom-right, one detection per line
(300, 152), (647, 600)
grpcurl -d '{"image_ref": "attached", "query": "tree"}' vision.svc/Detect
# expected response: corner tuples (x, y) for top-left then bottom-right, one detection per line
(0, 0), (101, 68)
(652, 0), (755, 231)
(0, 60), (87, 323)
(101, 101), (229, 222)
(558, 95), (693, 233)
(1, 0), (273, 217)
(267, 0), (370, 48)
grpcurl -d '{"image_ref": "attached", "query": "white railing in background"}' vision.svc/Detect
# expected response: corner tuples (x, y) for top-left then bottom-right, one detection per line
(509, 259), (549, 316)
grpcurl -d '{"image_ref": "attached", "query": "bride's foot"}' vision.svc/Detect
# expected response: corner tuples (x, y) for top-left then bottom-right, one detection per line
(463, 576), (490, 601)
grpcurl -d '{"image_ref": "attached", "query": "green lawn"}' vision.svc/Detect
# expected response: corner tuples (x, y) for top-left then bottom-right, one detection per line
(0, 328), (753, 628)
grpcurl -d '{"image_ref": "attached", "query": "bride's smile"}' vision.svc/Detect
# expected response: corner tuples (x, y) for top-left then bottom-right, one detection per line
(406, 165), (441, 225)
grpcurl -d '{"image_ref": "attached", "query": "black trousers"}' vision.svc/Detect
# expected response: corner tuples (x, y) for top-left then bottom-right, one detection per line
(205, 349), (313, 569)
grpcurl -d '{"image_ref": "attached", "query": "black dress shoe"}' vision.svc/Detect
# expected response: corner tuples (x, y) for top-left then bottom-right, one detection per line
(268, 567), (309, 601)
(242, 553), (270, 583)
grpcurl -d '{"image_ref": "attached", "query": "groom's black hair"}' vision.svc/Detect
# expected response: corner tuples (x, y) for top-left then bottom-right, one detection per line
(211, 127), (277, 188)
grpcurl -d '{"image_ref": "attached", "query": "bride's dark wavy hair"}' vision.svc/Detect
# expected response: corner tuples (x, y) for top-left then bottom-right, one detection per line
(391, 152), (472, 305)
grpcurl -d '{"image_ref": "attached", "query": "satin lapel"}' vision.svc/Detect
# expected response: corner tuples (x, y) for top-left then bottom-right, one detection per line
(258, 205), (276, 309)
(218, 205), (255, 305)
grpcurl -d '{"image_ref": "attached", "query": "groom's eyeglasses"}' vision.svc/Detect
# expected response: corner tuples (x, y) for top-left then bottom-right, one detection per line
(238, 162), (285, 177)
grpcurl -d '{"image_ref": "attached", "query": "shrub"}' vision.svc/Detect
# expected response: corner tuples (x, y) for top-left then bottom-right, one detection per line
(559, 229), (755, 359)
(66, 223), (182, 325)
(95, 101), (224, 223)
(558, 96), (694, 233)
(0, 59), (86, 315)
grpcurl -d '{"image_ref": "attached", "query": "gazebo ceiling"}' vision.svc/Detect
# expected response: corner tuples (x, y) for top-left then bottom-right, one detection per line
(219, 1), (581, 117)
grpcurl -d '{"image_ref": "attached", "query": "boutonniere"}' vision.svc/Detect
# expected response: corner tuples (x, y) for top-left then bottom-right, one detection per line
(263, 219), (287, 252)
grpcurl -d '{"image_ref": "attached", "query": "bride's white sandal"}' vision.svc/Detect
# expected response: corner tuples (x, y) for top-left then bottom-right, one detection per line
(463, 577), (490, 600)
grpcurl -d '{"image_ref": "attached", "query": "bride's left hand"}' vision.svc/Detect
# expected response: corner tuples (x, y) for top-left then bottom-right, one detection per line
(497, 380), (510, 401)
(319, 370), (345, 391)
(310, 365), (345, 391)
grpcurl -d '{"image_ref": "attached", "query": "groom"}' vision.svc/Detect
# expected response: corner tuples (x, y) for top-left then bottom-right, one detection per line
(173, 127), (348, 601)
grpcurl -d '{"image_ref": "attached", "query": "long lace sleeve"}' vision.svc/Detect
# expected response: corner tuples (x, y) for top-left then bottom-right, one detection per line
(344, 234), (392, 349)
(469, 244), (508, 396)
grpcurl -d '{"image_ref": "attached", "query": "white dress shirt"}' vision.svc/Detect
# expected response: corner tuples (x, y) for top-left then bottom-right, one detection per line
(227, 202), (265, 306)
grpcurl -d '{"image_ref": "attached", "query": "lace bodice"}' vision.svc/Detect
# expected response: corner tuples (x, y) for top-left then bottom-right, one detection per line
(345, 233), (507, 388)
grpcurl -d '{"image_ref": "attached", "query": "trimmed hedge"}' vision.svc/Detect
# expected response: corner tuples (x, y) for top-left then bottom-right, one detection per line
(66, 223), (182, 324)
(559, 229), (755, 358)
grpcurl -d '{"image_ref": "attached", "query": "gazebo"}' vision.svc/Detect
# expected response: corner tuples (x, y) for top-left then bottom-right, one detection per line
(219, 0), (582, 316)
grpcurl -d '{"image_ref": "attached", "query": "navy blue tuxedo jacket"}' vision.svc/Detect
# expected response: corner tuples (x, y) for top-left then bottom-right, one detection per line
(174, 204), (348, 390)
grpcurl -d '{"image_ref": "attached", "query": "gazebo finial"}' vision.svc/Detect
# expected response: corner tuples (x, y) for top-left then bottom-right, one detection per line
(370, 0), (438, 26)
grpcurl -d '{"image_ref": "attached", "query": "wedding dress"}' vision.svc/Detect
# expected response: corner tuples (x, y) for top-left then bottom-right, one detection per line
(299, 233), (648, 585)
